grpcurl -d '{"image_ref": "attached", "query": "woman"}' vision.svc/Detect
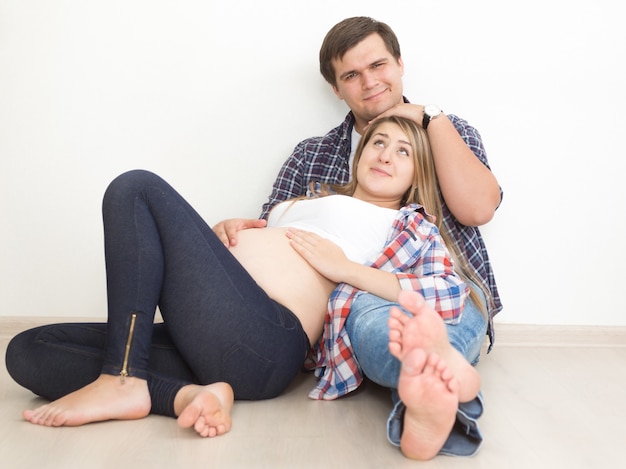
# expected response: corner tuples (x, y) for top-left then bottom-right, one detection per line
(5, 116), (468, 439)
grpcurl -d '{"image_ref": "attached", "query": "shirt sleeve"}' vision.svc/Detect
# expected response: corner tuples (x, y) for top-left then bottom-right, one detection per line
(259, 142), (307, 220)
(448, 114), (489, 167)
(374, 212), (469, 323)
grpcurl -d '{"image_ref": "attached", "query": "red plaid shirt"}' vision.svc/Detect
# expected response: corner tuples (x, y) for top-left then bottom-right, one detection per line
(308, 204), (469, 400)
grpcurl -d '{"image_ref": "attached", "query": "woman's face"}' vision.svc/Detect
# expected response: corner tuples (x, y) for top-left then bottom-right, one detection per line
(352, 121), (415, 208)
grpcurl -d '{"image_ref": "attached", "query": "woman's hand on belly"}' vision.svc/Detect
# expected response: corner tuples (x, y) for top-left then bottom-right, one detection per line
(285, 228), (353, 283)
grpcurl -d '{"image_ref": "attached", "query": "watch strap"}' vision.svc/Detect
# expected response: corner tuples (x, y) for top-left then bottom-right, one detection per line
(422, 111), (432, 130)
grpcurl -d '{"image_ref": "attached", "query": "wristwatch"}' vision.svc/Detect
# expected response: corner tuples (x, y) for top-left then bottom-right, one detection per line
(422, 104), (443, 130)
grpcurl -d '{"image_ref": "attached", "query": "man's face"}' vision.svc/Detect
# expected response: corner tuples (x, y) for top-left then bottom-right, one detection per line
(331, 33), (405, 133)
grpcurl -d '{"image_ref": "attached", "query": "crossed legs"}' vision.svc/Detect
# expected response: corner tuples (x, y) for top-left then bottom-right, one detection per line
(16, 170), (292, 437)
(388, 290), (481, 460)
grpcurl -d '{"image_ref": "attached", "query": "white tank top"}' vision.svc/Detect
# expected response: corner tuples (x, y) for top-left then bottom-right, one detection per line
(267, 195), (398, 264)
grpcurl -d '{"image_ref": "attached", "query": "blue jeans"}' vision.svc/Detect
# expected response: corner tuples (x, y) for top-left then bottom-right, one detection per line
(5, 170), (310, 417)
(346, 289), (487, 457)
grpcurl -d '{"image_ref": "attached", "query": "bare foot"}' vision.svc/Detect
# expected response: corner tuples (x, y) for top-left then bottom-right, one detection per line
(22, 374), (151, 427)
(398, 348), (459, 460)
(388, 290), (480, 402)
(175, 382), (234, 438)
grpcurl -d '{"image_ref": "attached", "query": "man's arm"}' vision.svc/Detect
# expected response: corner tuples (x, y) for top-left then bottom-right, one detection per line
(426, 114), (501, 226)
(212, 218), (267, 247)
(371, 103), (501, 226)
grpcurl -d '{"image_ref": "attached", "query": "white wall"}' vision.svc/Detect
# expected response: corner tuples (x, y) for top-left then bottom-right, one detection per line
(1, 0), (625, 326)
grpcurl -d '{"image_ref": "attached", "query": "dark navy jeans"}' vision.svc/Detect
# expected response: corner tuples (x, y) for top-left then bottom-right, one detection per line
(5, 170), (309, 417)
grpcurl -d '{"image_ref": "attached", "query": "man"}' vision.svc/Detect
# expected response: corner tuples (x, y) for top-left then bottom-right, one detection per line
(214, 16), (502, 460)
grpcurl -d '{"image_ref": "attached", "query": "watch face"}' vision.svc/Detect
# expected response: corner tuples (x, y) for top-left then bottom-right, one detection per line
(425, 104), (441, 117)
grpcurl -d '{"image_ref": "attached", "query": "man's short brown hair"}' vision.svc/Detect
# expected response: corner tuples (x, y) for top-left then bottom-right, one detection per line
(319, 17), (402, 87)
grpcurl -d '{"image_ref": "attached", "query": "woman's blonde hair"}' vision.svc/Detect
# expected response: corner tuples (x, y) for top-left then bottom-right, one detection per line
(313, 116), (488, 314)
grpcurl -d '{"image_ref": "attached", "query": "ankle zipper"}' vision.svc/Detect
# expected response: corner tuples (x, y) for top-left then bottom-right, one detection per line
(120, 313), (137, 384)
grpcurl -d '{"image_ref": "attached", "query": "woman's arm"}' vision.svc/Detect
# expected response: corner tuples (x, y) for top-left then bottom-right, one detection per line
(285, 215), (467, 321)
(286, 228), (402, 300)
(378, 214), (469, 322)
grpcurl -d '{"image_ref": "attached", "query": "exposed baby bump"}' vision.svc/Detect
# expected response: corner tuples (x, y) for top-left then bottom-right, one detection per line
(229, 228), (310, 284)
(229, 228), (336, 342)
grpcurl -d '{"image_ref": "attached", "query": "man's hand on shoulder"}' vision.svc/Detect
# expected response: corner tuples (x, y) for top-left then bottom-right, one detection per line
(212, 218), (267, 247)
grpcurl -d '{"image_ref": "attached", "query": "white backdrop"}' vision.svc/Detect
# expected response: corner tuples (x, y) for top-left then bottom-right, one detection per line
(1, 0), (625, 326)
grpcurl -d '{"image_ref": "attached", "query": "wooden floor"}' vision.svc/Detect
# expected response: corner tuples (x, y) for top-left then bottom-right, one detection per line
(1, 318), (625, 469)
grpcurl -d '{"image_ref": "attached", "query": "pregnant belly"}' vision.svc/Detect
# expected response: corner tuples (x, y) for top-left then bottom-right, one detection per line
(229, 227), (336, 344)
